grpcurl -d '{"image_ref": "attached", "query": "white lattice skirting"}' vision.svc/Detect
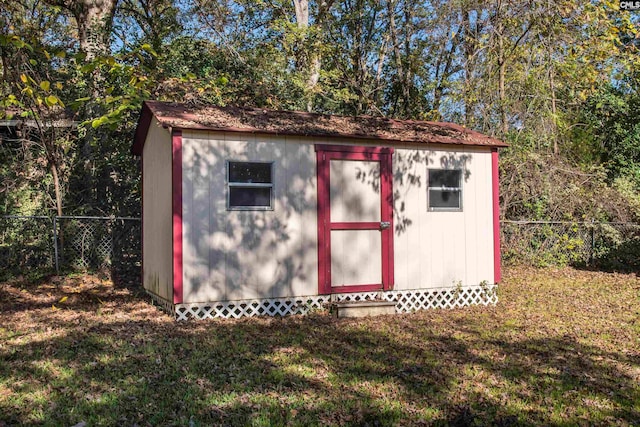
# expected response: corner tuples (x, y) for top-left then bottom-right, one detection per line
(149, 284), (498, 320)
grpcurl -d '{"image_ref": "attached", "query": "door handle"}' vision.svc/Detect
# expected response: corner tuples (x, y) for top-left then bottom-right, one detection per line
(380, 221), (391, 230)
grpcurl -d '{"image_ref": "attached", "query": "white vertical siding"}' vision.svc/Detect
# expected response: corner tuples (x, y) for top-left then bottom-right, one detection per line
(393, 146), (495, 289)
(181, 131), (318, 303)
(178, 131), (495, 304)
(142, 118), (173, 301)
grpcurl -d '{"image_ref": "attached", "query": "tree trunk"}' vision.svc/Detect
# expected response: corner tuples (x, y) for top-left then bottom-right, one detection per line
(461, 8), (474, 127)
(549, 49), (558, 155)
(375, 33), (389, 106)
(401, 1), (414, 116)
(387, 0), (405, 115)
(45, 0), (118, 60)
(499, 49), (507, 134)
(496, 0), (508, 135)
(432, 24), (460, 121)
(293, 0), (309, 26)
(48, 0), (119, 212)
(50, 160), (63, 217)
(293, 0), (330, 112)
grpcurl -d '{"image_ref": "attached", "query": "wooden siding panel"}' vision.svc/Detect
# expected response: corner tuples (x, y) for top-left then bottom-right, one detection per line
(180, 131), (318, 303)
(276, 136), (318, 298)
(179, 130), (496, 305)
(207, 131), (228, 300)
(182, 132), (226, 303)
(463, 152), (480, 286)
(428, 213), (446, 286)
(478, 151), (496, 283)
(392, 146), (495, 290)
(393, 149), (426, 289)
(142, 118), (173, 301)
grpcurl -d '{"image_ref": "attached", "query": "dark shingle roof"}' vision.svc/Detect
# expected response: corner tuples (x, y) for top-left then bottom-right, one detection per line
(132, 100), (507, 155)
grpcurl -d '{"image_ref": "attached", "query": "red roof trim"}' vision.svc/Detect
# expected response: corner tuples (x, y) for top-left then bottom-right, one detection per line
(132, 102), (153, 156)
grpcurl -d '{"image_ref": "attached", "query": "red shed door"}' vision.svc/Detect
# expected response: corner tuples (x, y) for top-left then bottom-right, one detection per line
(316, 145), (394, 294)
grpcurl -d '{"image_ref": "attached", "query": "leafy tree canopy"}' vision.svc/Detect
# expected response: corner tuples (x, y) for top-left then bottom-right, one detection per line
(0, 0), (638, 221)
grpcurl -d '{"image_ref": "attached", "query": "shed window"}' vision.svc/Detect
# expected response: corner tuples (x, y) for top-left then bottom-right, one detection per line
(227, 161), (274, 210)
(428, 169), (462, 211)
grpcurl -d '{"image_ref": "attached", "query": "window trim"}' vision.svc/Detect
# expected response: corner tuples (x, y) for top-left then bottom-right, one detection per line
(226, 160), (275, 211)
(427, 168), (463, 212)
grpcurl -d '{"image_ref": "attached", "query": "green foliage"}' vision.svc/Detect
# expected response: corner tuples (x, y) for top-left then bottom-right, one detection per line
(502, 222), (590, 268)
(613, 177), (640, 218)
(591, 223), (640, 271)
(500, 148), (639, 223)
(0, 217), (53, 279)
(82, 48), (155, 130)
(0, 0), (639, 220)
(161, 37), (221, 79)
(576, 84), (640, 188)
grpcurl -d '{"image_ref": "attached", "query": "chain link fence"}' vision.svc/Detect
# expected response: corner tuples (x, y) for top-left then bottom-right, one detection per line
(502, 221), (640, 270)
(1, 215), (141, 282)
(0, 216), (54, 273)
(57, 216), (141, 281)
(2, 217), (639, 281)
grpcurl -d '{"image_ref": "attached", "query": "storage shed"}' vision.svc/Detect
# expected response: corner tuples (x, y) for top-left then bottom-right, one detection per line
(132, 101), (507, 320)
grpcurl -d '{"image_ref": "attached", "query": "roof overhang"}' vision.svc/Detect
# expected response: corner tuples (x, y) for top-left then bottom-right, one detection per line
(132, 100), (508, 156)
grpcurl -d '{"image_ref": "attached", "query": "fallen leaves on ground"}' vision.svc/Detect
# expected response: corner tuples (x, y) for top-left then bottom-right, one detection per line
(0, 267), (638, 426)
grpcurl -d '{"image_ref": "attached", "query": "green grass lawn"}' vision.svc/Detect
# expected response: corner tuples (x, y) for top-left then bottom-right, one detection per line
(1, 267), (639, 426)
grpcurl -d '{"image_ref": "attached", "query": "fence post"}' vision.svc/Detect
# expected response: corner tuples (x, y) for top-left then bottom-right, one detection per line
(53, 216), (59, 274)
(590, 221), (595, 266)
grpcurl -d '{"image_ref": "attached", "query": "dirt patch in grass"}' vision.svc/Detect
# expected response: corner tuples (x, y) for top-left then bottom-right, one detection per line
(1, 267), (639, 426)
